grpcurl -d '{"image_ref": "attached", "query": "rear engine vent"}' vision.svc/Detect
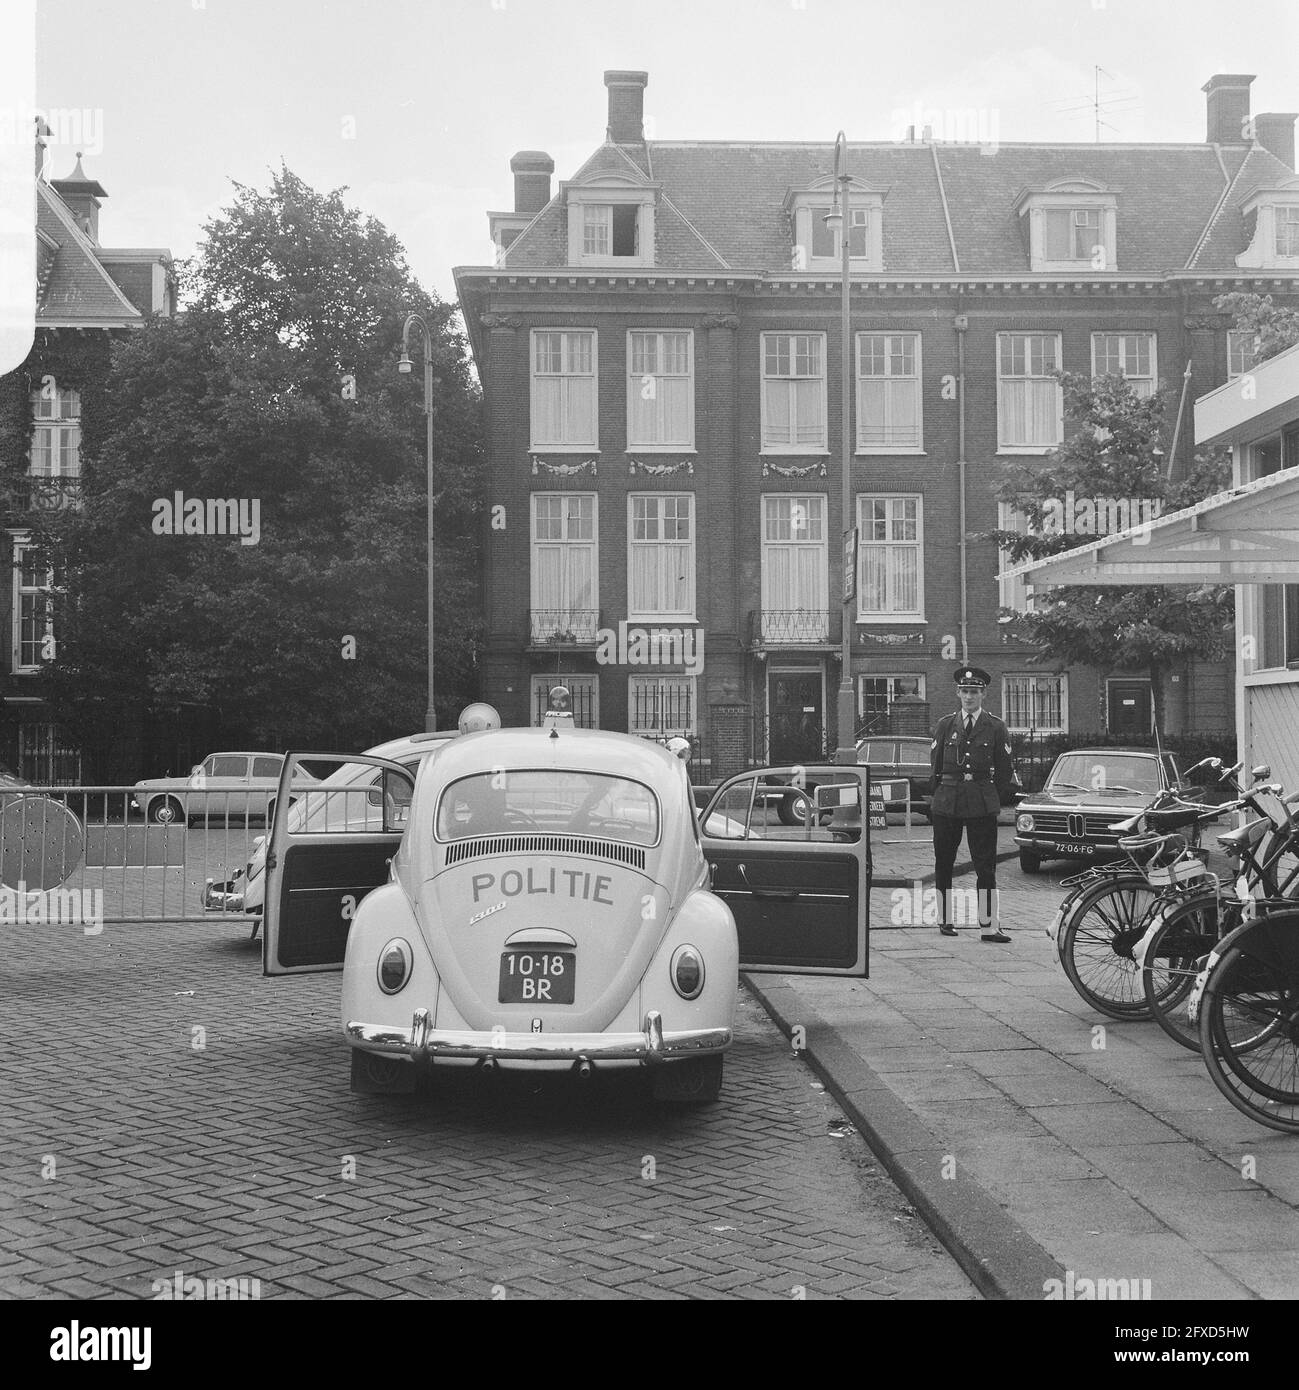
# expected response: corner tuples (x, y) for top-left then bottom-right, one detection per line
(445, 834), (646, 872)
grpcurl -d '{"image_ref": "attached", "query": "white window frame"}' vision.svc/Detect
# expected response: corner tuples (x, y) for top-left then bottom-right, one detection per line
(566, 182), (655, 268)
(1091, 332), (1157, 398)
(760, 494), (828, 642)
(529, 673), (599, 729)
(12, 538), (55, 674)
(29, 386), (81, 479)
(760, 332), (828, 454)
(626, 330), (695, 451)
(627, 492), (695, 622)
(628, 674), (697, 738)
(1278, 205), (1299, 259)
(996, 332), (1064, 453)
(787, 187), (885, 273)
(856, 331), (923, 452)
(529, 329), (598, 452)
(856, 673), (928, 723)
(1227, 330), (1258, 381)
(1018, 188), (1118, 273)
(997, 502), (1036, 615)
(856, 494), (924, 623)
(1001, 673), (1069, 735)
(529, 492), (599, 643)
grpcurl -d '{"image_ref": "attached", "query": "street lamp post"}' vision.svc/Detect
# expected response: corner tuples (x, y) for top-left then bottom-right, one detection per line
(397, 313), (437, 732)
(823, 132), (856, 764)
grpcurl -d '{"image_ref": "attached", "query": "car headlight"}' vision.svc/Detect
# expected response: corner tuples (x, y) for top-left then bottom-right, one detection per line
(377, 938), (413, 995)
(670, 944), (705, 1000)
(1016, 813), (1035, 833)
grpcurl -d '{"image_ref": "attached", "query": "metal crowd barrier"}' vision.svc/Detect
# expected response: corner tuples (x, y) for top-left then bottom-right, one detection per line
(0, 786), (275, 925)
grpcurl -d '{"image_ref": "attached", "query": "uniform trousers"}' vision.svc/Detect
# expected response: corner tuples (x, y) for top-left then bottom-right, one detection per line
(932, 813), (999, 929)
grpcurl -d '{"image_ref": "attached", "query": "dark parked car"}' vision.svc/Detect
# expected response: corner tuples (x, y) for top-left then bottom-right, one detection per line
(855, 736), (932, 818)
(1013, 747), (1186, 873)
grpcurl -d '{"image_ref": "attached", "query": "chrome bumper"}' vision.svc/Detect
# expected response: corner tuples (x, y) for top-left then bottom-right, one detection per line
(203, 876), (246, 912)
(345, 1008), (731, 1064)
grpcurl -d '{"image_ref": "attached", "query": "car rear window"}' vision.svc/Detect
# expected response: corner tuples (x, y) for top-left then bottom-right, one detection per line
(897, 739), (930, 761)
(437, 770), (661, 846)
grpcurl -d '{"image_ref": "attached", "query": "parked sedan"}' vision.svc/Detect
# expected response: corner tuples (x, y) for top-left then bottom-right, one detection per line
(1013, 747), (1186, 873)
(132, 751), (312, 826)
(855, 736), (933, 818)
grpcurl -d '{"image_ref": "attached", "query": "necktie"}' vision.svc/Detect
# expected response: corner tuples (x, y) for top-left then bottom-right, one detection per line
(963, 715), (972, 736)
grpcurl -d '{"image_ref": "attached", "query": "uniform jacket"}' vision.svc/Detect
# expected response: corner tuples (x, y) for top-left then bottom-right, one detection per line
(928, 709), (1017, 819)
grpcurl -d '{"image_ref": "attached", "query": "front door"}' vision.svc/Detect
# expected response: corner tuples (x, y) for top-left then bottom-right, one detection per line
(1108, 680), (1152, 737)
(701, 765), (870, 976)
(768, 669), (824, 765)
(262, 752), (415, 976)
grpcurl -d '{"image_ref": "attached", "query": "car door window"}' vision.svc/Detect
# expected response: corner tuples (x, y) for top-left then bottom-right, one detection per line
(252, 756), (282, 779)
(210, 755), (249, 778)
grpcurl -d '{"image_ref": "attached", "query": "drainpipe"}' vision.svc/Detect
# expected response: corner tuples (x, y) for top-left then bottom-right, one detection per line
(955, 310), (970, 665)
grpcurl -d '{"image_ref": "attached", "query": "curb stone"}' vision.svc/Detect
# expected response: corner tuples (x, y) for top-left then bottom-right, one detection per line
(742, 974), (1067, 1301)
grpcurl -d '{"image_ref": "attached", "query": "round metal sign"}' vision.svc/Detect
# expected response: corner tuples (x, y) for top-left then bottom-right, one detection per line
(0, 795), (86, 891)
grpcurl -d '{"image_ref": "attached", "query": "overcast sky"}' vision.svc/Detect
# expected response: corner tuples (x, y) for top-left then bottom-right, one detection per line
(34, 0), (1299, 303)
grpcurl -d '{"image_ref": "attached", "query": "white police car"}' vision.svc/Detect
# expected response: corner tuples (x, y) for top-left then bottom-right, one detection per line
(261, 694), (871, 1103)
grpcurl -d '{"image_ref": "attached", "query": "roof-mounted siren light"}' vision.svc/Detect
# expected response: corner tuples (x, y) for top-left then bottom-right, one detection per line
(542, 685), (575, 732)
(457, 702), (502, 735)
(665, 736), (692, 762)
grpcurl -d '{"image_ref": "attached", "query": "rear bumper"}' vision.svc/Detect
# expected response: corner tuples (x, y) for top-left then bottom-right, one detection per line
(345, 1008), (731, 1065)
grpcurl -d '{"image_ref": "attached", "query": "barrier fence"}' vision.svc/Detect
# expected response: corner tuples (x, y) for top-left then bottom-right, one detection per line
(0, 786), (273, 926)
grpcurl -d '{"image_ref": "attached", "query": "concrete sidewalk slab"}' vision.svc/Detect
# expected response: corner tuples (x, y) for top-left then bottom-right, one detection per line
(742, 868), (1299, 1300)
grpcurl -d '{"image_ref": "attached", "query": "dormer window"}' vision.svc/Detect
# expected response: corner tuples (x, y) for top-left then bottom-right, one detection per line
(1235, 184), (1299, 270)
(564, 176), (657, 267)
(786, 180), (886, 272)
(1015, 179), (1119, 273)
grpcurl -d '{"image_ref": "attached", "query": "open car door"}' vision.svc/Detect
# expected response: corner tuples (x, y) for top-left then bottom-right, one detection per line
(262, 752), (415, 976)
(701, 765), (870, 976)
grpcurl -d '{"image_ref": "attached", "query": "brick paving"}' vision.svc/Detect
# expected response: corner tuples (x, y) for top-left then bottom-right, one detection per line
(0, 916), (976, 1300)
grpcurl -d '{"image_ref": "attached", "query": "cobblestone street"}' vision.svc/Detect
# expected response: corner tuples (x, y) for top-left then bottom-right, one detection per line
(0, 917), (975, 1300)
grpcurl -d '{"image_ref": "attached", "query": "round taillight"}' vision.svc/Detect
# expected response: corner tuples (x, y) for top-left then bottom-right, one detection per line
(377, 939), (412, 995)
(671, 944), (705, 1000)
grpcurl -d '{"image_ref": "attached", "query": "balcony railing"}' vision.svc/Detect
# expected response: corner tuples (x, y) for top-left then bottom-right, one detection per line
(759, 608), (831, 643)
(4, 475), (82, 513)
(528, 609), (600, 645)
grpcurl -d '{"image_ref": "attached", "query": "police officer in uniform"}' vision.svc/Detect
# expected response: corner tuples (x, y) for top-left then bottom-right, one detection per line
(929, 667), (1015, 942)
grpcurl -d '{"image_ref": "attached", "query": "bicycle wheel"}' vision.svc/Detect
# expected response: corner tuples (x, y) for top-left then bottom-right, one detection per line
(1199, 912), (1299, 1133)
(1139, 894), (1226, 1051)
(1058, 873), (1160, 1019)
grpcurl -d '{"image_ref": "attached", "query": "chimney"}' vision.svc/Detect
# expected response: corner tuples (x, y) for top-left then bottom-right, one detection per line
(1203, 73), (1255, 145)
(50, 153), (108, 243)
(1254, 112), (1298, 170)
(510, 151), (554, 216)
(604, 70), (648, 144)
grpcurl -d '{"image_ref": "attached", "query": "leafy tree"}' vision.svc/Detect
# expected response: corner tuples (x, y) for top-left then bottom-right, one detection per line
(30, 166), (482, 775)
(989, 373), (1232, 731)
(1213, 291), (1299, 363)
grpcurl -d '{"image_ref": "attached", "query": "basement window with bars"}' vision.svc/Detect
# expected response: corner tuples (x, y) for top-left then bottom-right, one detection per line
(629, 675), (696, 737)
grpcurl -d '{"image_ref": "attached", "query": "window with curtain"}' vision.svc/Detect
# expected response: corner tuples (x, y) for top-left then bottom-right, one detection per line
(531, 330), (597, 448)
(997, 333), (1062, 448)
(628, 493), (694, 618)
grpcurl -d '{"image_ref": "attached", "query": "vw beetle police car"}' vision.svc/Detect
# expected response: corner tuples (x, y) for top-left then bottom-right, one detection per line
(262, 693), (872, 1103)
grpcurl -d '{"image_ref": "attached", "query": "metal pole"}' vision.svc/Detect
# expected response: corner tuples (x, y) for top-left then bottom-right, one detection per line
(399, 312), (437, 732)
(833, 132), (856, 764)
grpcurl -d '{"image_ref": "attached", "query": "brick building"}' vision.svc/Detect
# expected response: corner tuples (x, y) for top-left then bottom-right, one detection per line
(454, 71), (1299, 777)
(0, 122), (174, 780)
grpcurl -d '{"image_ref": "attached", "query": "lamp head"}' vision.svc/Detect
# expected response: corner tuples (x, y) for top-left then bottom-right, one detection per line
(397, 351), (413, 374)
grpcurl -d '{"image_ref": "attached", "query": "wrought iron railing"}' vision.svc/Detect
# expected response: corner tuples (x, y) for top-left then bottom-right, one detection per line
(528, 609), (600, 644)
(758, 608), (831, 643)
(4, 475), (83, 513)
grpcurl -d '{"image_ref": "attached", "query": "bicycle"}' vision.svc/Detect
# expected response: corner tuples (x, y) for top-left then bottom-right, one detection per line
(1049, 758), (1243, 1019)
(1135, 784), (1299, 1050)
(1191, 904), (1299, 1133)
